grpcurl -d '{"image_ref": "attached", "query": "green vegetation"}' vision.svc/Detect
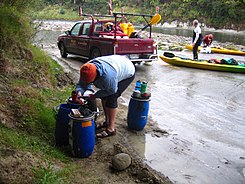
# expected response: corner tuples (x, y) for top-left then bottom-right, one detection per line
(0, 124), (68, 161)
(32, 4), (79, 20)
(32, 0), (245, 30)
(0, 1), (78, 183)
(0, 6), (31, 52)
(32, 163), (70, 184)
(160, 0), (245, 30)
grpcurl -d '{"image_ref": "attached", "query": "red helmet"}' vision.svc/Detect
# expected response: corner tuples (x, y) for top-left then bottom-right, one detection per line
(208, 34), (214, 39)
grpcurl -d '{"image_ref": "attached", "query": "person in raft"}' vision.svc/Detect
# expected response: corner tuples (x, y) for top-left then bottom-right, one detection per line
(203, 34), (214, 47)
(76, 55), (135, 138)
(192, 19), (202, 60)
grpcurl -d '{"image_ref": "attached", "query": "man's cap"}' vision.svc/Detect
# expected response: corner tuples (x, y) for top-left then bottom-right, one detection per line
(80, 63), (97, 83)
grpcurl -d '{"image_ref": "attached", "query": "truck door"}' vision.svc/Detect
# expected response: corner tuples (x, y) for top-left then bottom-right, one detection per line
(75, 23), (91, 57)
(65, 23), (81, 54)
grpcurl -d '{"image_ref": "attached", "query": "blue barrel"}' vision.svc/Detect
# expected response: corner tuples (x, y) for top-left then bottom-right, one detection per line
(55, 103), (80, 146)
(127, 97), (150, 131)
(69, 114), (95, 158)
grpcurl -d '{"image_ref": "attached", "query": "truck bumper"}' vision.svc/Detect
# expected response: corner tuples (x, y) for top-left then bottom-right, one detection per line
(129, 54), (158, 64)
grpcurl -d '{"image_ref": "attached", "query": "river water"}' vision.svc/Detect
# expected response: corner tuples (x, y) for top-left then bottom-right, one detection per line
(34, 23), (245, 184)
(153, 27), (245, 45)
(125, 52), (245, 184)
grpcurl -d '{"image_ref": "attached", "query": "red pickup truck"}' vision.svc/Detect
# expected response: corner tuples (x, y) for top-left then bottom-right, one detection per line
(57, 13), (158, 64)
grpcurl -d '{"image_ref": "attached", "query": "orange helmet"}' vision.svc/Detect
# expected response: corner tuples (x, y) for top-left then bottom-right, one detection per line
(80, 63), (97, 83)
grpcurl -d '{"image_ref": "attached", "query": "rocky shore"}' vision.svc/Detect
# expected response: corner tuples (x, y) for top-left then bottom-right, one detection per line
(149, 31), (244, 52)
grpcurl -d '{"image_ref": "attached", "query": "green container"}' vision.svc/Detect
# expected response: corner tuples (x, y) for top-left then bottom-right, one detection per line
(140, 82), (147, 93)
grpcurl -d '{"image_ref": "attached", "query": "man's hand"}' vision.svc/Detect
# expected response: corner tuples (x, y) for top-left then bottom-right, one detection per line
(77, 91), (82, 97)
(77, 96), (85, 105)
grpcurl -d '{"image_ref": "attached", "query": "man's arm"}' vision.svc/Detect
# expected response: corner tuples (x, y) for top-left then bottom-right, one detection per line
(193, 32), (200, 45)
(76, 79), (92, 96)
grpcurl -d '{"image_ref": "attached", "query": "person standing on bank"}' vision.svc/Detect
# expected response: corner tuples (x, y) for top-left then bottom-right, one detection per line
(192, 19), (202, 60)
(76, 55), (135, 138)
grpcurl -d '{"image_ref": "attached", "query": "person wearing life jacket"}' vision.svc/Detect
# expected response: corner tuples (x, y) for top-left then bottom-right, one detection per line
(203, 34), (214, 47)
(192, 19), (202, 60)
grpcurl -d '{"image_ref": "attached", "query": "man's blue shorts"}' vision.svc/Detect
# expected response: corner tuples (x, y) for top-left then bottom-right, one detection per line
(102, 73), (135, 108)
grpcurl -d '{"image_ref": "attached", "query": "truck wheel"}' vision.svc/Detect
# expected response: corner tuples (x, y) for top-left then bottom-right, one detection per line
(60, 42), (68, 58)
(90, 48), (101, 59)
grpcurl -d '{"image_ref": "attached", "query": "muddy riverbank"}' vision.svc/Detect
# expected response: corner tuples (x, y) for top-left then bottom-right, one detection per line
(35, 20), (176, 183)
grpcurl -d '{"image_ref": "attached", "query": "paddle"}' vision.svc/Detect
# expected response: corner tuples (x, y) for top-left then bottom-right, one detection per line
(135, 14), (161, 36)
(163, 52), (207, 62)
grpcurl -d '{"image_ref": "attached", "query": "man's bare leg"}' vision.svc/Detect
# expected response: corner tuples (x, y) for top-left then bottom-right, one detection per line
(107, 107), (117, 131)
(102, 99), (108, 124)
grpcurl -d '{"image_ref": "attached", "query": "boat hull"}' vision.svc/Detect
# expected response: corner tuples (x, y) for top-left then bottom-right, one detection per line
(159, 55), (245, 73)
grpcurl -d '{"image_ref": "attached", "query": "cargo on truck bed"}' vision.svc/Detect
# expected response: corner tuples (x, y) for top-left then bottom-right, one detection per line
(57, 12), (160, 64)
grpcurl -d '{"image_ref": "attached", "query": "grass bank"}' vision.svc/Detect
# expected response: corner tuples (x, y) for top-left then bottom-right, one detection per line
(0, 4), (85, 183)
(31, 3), (154, 23)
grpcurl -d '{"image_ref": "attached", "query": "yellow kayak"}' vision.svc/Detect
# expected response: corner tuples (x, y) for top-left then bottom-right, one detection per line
(160, 52), (245, 73)
(185, 44), (245, 56)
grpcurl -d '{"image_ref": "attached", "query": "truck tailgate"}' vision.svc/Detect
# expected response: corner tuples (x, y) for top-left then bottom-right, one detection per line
(115, 39), (155, 54)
